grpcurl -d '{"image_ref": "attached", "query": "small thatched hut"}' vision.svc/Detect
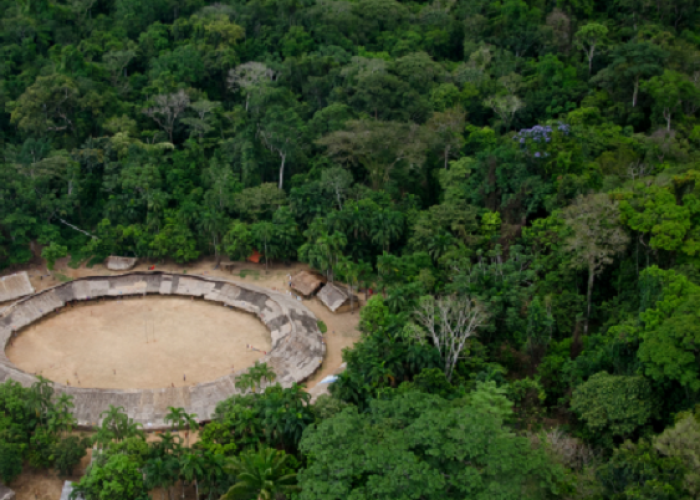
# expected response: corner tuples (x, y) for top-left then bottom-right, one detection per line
(290, 271), (324, 298)
(317, 282), (357, 313)
(0, 271), (35, 303)
(105, 256), (138, 271)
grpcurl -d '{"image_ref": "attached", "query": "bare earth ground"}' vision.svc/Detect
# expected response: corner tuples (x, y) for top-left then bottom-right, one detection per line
(2, 257), (362, 499)
(7, 296), (271, 389)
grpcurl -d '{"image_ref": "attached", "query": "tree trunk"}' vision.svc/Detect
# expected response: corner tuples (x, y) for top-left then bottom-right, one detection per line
(665, 108), (672, 131)
(585, 263), (594, 336)
(632, 78), (640, 107)
(588, 45), (595, 74)
(350, 281), (354, 313)
(278, 153), (286, 190)
(264, 240), (268, 272)
(444, 145), (450, 169)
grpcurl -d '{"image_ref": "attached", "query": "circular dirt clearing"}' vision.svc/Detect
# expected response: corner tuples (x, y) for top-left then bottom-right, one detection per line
(7, 297), (271, 389)
(0, 272), (325, 428)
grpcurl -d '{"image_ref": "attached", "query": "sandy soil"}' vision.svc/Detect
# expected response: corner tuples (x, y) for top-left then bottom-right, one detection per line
(3, 258), (362, 390)
(7, 296), (271, 389)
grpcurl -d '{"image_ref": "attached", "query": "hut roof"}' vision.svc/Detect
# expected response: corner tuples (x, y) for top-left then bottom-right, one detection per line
(317, 283), (352, 312)
(0, 271), (35, 303)
(291, 271), (323, 297)
(105, 256), (138, 271)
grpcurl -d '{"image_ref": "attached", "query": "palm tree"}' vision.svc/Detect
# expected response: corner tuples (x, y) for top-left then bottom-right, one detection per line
(28, 375), (54, 427)
(180, 451), (205, 499)
(202, 451), (228, 499)
(151, 431), (182, 459)
(371, 209), (404, 252)
(250, 363), (276, 388)
(427, 231), (457, 262)
(236, 363), (276, 394)
(95, 405), (144, 447)
(337, 258), (371, 313)
(251, 221), (276, 272)
(222, 447), (299, 500)
(47, 393), (75, 437)
(145, 456), (180, 500)
(164, 407), (198, 447)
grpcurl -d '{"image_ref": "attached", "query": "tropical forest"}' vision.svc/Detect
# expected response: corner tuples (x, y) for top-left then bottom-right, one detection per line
(2, 0), (700, 497)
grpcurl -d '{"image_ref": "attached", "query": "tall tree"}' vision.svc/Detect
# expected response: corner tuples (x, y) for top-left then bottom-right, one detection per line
(222, 447), (299, 500)
(317, 119), (426, 190)
(423, 107), (466, 169)
(257, 107), (306, 190)
(142, 90), (191, 143)
(410, 295), (489, 382)
(574, 23), (608, 74)
(562, 194), (629, 338)
(593, 41), (667, 107)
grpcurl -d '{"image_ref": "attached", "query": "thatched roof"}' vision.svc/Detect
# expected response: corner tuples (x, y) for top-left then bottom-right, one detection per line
(0, 271), (35, 303)
(317, 283), (353, 312)
(291, 271), (323, 297)
(105, 256), (138, 271)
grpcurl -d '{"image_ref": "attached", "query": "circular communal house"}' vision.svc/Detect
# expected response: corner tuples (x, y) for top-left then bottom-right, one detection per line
(0, 272), (325, 429)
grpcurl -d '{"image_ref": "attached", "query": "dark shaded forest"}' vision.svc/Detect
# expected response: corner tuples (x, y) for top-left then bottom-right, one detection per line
(3, 0), (700, 497)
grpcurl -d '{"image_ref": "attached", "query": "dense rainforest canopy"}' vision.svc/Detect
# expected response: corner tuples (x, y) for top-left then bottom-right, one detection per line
(3, 0), (700, 497)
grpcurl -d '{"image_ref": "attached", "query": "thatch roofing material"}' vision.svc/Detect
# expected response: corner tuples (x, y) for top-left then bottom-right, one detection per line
(317, 282), (352, 312)
(0, 272), (35, 303)
(105, 256), (138, 271)
(291, 271), (323, 297)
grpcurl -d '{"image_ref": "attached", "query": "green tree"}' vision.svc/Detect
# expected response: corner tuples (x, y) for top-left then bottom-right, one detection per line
(54, 436), (90, 477)
(164, 407), (198, 447)
(179, 451), (206, 499)
(597, 440), (689, 500)
(144, 456), (179, 500)
(9, 74), (81, 135)
(0, 442), (24, 484)
(299, 388), (563, 500)
(224, 220), (254, 261)
(235, 362), (277, 393)
(642, 70), (700, 131)
(317, 119), (426, 190)
(251, 221), (276, 272)
(571, 372), (654, 447)
(574, 23), (608, 74)
(423, 107), (466, 169)
(73, 453), (149, 500)
(42, 242), (68, 272)
(93, 406), (144, 448)
(258, 106), (306, 190)
(562, 194), (629, 337)
(593, 41), (667, 107)
(654, 415), (700, 496)
(222, 447), (299, 500)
